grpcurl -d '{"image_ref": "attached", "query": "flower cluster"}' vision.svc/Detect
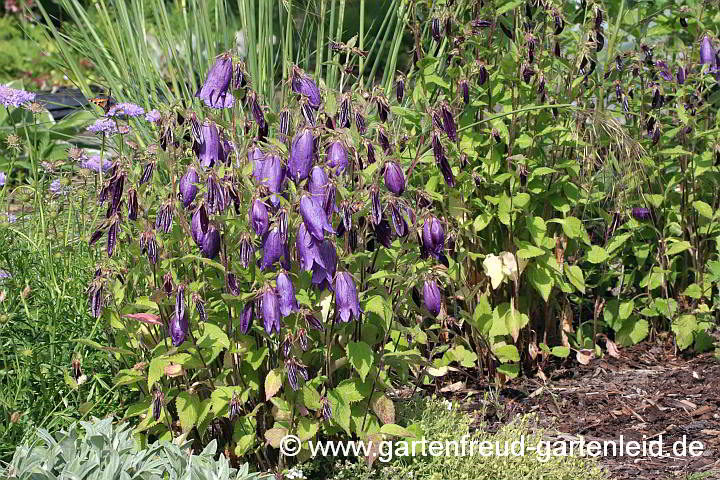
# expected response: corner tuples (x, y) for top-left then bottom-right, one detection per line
(0, 85), (36, 108)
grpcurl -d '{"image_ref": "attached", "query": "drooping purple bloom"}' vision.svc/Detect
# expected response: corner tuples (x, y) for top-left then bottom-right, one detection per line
(322, 397), (332, 421)
(423, 216), (445, 258)
(374, 218), (393, 248)
(249, 198), (269, 237)
(384, 161), (405, 196)
(240, 301), (254, 334)
(440, 104), (457, 142)
(299, 195), (335, 241)
(152, 391), (164, 421)
(88, 281), (103, 318)
(128, 188), (138, 221)
(371, 187), (383, 226)
(677, 66), (686, 85)
(191, 206), (208, 247)
(195, 53), (234, 109)
(308, 166), (330, 208)
(227, 273), (240, 296)
(179, 167), (199, 208)
(423, 279), (442, 317)
(337, 95), (351, 128)
(459, 79), (470, 104)
(260, 228), (291, 270)
(193, 121), (226, 168)
(276, 272), (299, 317)
(631, 207), (652, 220)
(240, 235), (254, 268)
(355, 112), (366, 135)
(291, 66), (322, 109)
(0, 172), (5, 187)
(334, 272), (363, 323)
(262, 287), (282, 335)
(391, 202), (408, 237)
(655, 61), (672, 82)
(106, 102), (145, 117)
(289, 128), (315, 182)
(323, 182), (336, 219)
(326, 141), (348, 176)
(169, 309), (189, 346)
(205, 174), (228, 214)
(249, 145), (267, 182)
(260, 153), (287, 202)
(366, 140), (376, 164)
(201, 224), (221, 259)
(700, 35), (716, 69)
(296, 222), (325, 271)
(0, 85), (36, 108)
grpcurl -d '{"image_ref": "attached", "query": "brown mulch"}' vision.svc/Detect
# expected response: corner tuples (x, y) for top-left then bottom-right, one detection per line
(444, 341), (720, 480)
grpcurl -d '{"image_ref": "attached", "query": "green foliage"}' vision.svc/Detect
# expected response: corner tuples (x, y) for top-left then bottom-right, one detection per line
(4, 416), (269, 479)
(323, 397), (608, 480)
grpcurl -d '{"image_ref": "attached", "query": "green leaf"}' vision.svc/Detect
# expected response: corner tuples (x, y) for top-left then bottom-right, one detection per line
(494, 344), (520, 363)
(302, 385), (321, 409)
(264, 428), (287, 449)
(346, 341), (374, 382)
(550, 346), (570, 358)
(666, 240), (691, 256)
(335, 378), (370, 403)
(473, 212), (493, 232)
(211, 386), (245, 417)
(175, 392), (200, 432)
(297, 417), (319, 442)
(693, 201), (713, 219)
(379, 423), (415, 438)
(364, 295), (392, 330)
(265, 368), (284, 401)
(564, 264), (585, 293)
(616, 319), (649, 346)
(495, 0), (524, 16)
(527, 263), (553, 302)
(586, 245), (609, 264)
(246, 347), (269, 370)
(328, 390), (351, 434)
(672, 314), (697, 350)
(148, 356), (169, 391)
(496, 363), (519, 378)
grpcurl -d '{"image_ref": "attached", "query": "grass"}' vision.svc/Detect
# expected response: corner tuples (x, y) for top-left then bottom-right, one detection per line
(0, 198), (131, 463)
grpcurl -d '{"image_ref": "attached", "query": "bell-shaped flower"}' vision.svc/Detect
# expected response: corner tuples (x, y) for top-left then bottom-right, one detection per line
(201, 224), (221, 259)
(196, 53), (234, 109)
(179, 167), (199, 208)
(249, 198), (269, 237)
(260, 227), (291, 271)
(384, 161), (405, 196)
(191, 206), (208, 247)
(334, 272), (363, 322)
(194, 121), (225, 168)
(276, 271), (299, 317)
(240, 301), (254, 334)
(423, 279), (442, 317)
(169, 310), (189, 346)
(261, 287), (282, 335)
(291, 66), (322, 109)
(326, 141), (348, 176)
(308, 166), (329, 208)
(700, 35), (716, 68)
(422, 216), (445, 258)
(249, 145), (267, 183)
(300, 195), (335, 241)
(289, 128), (315, 182)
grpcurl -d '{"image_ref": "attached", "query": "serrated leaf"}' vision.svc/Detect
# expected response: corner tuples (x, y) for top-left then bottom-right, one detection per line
(148, 356), (169, 390)
(494, 344), (520, 363)
(264, 428), (287, 448)
(265, 368), (283, 401)
(370, 394), (395, 424)
(297, 417), (319, 442)
(175, 392), (200, 432)
(586, 245), (609, 263)
(564, 264), (585, 293)
(328, 390), (351, 434)
(346, 341), (374, 382)
(379, 423), (415, 438)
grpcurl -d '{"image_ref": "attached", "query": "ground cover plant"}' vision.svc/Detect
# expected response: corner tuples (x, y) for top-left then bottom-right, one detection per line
(1, 0), (719, 478)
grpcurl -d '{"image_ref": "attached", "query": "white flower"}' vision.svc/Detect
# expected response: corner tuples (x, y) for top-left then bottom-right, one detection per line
(443, 399), (452, 411)
(285, 467), (306, 479)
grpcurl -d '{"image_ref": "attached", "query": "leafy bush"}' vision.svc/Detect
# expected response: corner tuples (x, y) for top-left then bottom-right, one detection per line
(3, 416), (269, 479)
(6, 0), (720, 473)
(323, 397), (607, 480)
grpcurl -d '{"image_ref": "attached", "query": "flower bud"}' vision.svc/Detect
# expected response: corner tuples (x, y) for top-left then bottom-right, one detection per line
(384, 161), (406, 196)
(423, 279), (442, 317)
(262, 287), (282, 335)
(179, 167), (199, 209)
(240, 301), (254, 334)
(422, 215), (445, 258)
(277, 271), (299, 317)
(289, 128), (315, 182)
(337, 95), (351, 128)
(326, 140), (348, 176)
(395, 77), (405, 103)
(378, 126), (392, 155)
(201, 224), (221, 259)
(250, 198), (269, 237)
(128, 188), (138, 221)
(169, 309), (189, 346)
(291, 66), (322, 109)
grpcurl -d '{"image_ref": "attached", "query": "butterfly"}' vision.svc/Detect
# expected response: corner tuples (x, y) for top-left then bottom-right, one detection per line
(88, 89), (114, 114)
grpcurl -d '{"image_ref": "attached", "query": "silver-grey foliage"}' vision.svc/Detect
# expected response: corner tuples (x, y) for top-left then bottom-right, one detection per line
(3, 417), (270, 480)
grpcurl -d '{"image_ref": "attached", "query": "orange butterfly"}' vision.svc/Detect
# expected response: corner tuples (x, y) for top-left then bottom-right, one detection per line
(88, 89), (114, 114)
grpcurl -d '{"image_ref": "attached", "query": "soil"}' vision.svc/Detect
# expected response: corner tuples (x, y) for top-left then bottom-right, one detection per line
(442, 340), (720, 480)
